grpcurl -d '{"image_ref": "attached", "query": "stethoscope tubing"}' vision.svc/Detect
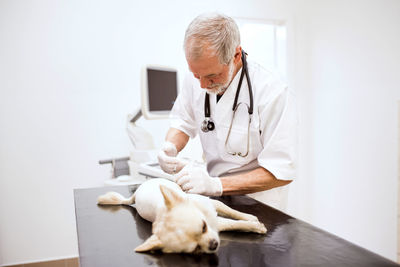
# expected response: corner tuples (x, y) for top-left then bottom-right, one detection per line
(202, 50), (253, 132)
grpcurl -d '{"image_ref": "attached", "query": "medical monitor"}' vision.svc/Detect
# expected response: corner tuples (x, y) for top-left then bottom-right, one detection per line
(141, 65), (178, 120)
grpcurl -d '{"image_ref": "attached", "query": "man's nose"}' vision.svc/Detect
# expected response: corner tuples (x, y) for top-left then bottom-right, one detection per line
(199, 77), (212, 88)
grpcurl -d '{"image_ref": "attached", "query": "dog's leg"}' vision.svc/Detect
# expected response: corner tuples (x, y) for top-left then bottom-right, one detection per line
(217, 217), (267, 234)
(211, 199), (259, 222)
(97, 192), (135, 205)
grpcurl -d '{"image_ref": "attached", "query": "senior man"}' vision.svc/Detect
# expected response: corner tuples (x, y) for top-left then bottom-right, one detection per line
(158, 13), (297, 211)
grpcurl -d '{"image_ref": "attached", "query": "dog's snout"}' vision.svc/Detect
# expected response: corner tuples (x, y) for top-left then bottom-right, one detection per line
(208, 239), (219, 251)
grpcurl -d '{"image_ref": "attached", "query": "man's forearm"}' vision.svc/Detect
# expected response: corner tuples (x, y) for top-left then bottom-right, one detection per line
(220, 167), (292, 195)
(165, 128), (190, 152)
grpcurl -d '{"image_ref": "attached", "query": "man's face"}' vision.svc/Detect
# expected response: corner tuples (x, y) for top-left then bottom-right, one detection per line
(187, 51), (235, 95)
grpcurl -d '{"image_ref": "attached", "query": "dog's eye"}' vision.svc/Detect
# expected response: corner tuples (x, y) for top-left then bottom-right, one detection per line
(202, 220), (207, 233)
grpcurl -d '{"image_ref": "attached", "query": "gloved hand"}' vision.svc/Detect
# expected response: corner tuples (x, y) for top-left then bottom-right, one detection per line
(174, 164), (223, 196)
(157, 141), (188, 174)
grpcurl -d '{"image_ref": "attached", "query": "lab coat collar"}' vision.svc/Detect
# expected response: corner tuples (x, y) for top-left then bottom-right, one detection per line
(219, 66), (243, 103)
(214, 66), (244, 121)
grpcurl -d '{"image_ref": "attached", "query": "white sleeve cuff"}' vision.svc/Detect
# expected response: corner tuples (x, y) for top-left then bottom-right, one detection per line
(170, 118), (197, 139)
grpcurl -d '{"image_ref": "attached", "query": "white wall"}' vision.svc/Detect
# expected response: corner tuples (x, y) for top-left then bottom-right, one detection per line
(291, 0), (400, 261)
(0, 0), (295, 265)
(1, 0), (399, 265)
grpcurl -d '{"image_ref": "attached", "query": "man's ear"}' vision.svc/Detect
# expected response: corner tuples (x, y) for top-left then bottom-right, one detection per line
(234, 45), (242, 64)
(135, 234), (163, 252)
(159, 185), (184, 210)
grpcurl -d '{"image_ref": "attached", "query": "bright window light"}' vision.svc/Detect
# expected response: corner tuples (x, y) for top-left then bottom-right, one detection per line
(236, 19), (287, 81)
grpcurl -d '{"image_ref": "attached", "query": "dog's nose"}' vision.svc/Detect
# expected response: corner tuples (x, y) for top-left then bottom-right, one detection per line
(208, 239), (219, 251)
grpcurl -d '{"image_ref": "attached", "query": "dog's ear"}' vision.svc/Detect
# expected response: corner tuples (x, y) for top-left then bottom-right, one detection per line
(135, 234), (163, 252)
(159, 185), (184, 210)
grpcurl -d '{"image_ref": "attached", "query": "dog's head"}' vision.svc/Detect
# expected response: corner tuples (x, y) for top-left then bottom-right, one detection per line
(135, 184), (220, 254)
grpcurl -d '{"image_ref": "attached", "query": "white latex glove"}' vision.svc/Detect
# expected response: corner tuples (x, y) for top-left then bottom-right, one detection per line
(157, 141), (188, 174)
(174, 164), (223, 196)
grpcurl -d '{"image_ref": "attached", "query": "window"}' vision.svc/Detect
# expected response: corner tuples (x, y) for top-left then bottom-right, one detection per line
(235, 18), (287, 81)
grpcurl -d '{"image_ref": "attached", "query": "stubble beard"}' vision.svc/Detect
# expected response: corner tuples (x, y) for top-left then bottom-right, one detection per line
(205, 61), (235, 95)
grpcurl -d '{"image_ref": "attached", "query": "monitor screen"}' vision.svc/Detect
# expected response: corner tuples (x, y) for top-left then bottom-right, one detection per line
(141, 65), (178, 120)
(147, 68), (177, 111)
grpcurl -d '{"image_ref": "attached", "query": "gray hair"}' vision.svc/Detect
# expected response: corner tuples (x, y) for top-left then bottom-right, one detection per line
(184, 13), (241, 65)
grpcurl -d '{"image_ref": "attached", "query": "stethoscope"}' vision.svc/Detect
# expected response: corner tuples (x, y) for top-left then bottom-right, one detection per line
(201, 50), (254, 157)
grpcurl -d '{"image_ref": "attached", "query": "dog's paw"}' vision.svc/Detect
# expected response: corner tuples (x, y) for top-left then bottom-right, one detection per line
(250, 221), (267, 234)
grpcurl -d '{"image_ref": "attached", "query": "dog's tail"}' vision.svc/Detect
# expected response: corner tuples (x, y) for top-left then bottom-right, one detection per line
(97, 191), (136, 206)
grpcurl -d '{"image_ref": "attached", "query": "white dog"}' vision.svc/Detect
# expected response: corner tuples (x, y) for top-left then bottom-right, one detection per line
(97, 178), (267, 254)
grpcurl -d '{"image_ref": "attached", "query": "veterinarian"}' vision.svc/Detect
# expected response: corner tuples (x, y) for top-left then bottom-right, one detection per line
(157, 13), (297, 211)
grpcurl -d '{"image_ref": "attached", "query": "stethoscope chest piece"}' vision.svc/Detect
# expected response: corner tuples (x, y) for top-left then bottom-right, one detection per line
(201, 117), (215, 132)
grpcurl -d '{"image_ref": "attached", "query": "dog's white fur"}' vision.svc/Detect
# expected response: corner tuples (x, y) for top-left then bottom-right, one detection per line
(97, 178), (267, 254)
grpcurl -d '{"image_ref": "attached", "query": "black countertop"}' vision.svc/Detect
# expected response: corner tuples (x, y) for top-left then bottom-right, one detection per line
(74, 185), (399, 267)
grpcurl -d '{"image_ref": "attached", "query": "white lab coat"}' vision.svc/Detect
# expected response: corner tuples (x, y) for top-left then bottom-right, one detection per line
(170, 60), (297, 211)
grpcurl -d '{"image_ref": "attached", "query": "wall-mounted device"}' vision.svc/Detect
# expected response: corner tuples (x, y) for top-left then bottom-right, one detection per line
(140, 65), (178, 120)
